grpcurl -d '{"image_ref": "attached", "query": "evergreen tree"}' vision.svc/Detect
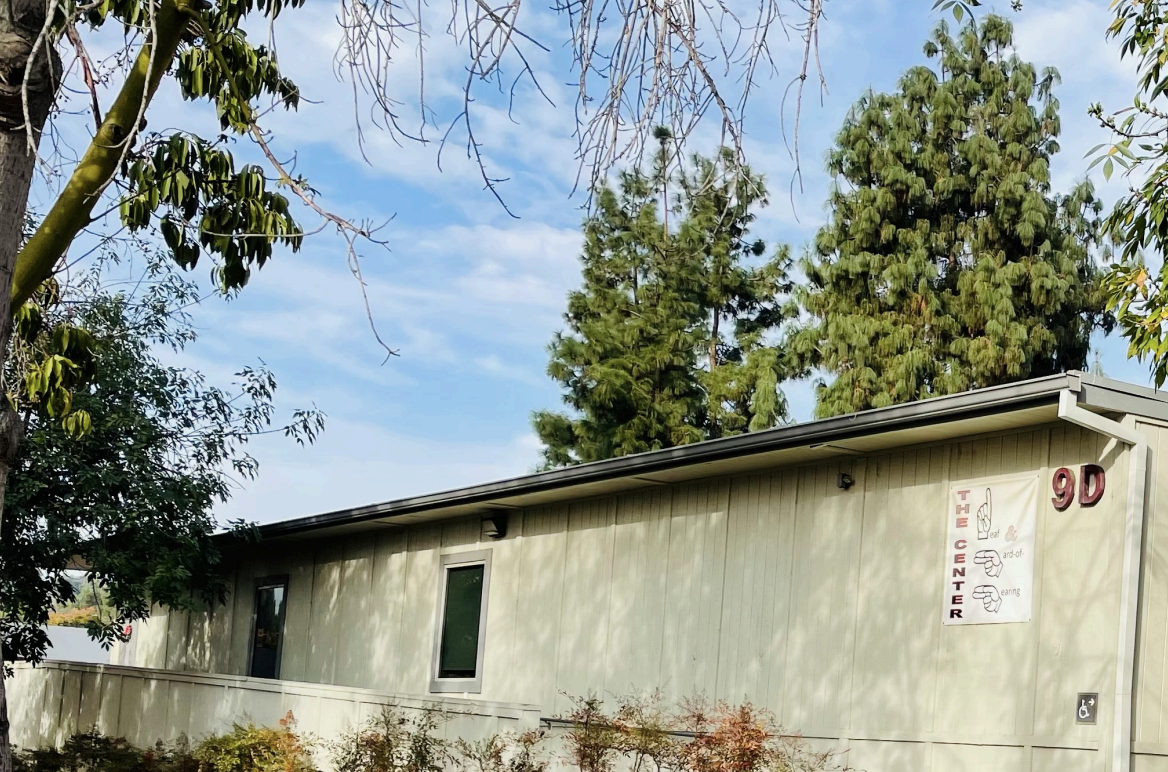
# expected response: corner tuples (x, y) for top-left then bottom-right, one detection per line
(678, 150), (796, 437)
(535, 150), (795, 467)
(793, 15), (1112, 418)
(533, 170), (706, 468)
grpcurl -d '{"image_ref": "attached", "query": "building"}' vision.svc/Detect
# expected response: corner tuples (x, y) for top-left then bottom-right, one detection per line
(14, 371), (1168, 771)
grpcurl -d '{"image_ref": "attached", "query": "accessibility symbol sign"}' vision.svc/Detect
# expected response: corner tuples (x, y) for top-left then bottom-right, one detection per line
(1076, 693), (1098, 725)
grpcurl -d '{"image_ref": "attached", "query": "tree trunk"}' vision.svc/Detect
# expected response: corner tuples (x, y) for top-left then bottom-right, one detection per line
(0, 0), (59, 768)
(662, 177), (668, 241)
(12, 0), (195, 307)
(0, 429), (22, 772)
(0, 0), (57, 290)
(710, 309), (719, 371)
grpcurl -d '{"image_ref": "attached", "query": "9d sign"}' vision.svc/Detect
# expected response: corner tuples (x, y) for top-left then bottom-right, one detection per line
(1052, 464), (1106, 511)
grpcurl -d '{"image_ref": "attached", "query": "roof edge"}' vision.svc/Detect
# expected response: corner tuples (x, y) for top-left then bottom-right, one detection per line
(234, 372), (1144, 542)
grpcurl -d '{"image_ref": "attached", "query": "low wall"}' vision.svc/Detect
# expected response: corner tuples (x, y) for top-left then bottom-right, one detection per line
(9, 661), (542, 755)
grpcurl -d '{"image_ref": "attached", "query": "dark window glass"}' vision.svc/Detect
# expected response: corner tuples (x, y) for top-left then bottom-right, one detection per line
(249, 582), (286, 679)
(438, 564), (484, 679)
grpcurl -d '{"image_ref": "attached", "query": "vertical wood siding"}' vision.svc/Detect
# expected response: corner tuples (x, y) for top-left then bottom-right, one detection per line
(123, 423), (1147, 771)
(1134, 419), (1168, 769)
(9, 662), (540, 761)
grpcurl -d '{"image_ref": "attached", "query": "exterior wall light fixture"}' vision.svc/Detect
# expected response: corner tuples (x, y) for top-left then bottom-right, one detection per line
(482, 514), (508, 539)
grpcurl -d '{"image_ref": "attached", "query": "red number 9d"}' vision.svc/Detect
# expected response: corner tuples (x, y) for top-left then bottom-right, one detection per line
(1052, 467), (1075, 511)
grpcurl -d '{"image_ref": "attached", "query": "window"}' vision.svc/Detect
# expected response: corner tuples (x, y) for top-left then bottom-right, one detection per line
(248, 576), (288, 679)
(431, 550), (491, 693)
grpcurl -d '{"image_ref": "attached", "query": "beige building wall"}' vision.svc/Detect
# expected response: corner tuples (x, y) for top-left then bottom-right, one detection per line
(8, 661), (540, 760)
(1134, 417), (1168, 769)
(124, 421), (1154, 771)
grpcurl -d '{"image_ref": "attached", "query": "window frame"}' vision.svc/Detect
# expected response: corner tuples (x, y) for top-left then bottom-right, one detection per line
(430, 549), (492, 694)
(247, 574), (289, 680)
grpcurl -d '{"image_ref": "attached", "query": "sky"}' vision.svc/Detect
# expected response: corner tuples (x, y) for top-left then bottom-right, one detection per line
(38, 0), (1152, 525)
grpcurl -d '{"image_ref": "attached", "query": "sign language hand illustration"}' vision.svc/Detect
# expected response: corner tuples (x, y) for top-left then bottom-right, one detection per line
(974, 549), (1003, 578)
(973, 585), (1001, 613)
(976, 488), (992, 540)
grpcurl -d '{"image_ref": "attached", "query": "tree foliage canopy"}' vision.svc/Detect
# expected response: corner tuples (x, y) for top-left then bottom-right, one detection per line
(0, 252), (323, 665)
(794, 15), (1111, 418)
(535, 149), (796, 468)
(1088, 0), (1168, 387)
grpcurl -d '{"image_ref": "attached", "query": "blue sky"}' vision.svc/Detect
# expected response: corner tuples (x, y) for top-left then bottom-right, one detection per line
(46, 0), (1149, 524)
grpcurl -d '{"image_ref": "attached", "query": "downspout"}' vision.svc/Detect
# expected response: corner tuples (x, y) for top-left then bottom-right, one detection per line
(1058, 390), (1149, 772)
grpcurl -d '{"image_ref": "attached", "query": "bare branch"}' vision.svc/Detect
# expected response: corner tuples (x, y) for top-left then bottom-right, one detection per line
(63, 23), (102, 131)
(21, 0), (59, 153)
(197, 12), (400, 361)
(333, 0), (825, 204)
(780, 0), (825, 207)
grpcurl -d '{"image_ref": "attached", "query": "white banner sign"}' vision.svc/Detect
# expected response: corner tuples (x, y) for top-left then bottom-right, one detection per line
(943, 474), (1038, 625)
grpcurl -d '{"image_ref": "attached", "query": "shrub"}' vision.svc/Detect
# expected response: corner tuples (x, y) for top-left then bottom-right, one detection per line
(46, 607), (100, 629)
(194, 713), (315, 772)
(452, 736), (504, 772)
(17, 694), (837, 772)
(677, 701), (774, 772)
(453, 731), (546, 772)
(14, 718), (314, 772)
(330, 708), (405, 772)
(14, 732), (198, 772)
(610, 693), (678, 772)
(557, 695), (840, 772)
(504, 732), (547, 772)
(329, 706), (449, 772)
(562, 695), (620, 772)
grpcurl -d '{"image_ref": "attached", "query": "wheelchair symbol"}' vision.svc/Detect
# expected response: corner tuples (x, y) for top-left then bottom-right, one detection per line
(1077, 693), (1098, 724)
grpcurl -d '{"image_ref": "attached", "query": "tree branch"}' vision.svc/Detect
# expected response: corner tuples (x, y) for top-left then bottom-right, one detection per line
(195, 11), (399, 361)
(10, 0), (200, 309)
(64, 22), (102, 131)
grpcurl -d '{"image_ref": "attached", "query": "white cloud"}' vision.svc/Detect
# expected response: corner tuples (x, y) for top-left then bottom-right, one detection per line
(180, 219), (580, 374)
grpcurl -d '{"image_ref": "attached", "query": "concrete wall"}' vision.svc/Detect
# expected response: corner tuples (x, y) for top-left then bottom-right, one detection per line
(115, 422), (1143, 771)
(9, 661), (541, 760)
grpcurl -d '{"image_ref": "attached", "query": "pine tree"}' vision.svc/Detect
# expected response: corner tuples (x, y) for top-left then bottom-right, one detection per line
(533, 170), (705, 468)
(535, 150), (795, 467)
(793, 15), (1112, 419)
(677, 150), (795, 438)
